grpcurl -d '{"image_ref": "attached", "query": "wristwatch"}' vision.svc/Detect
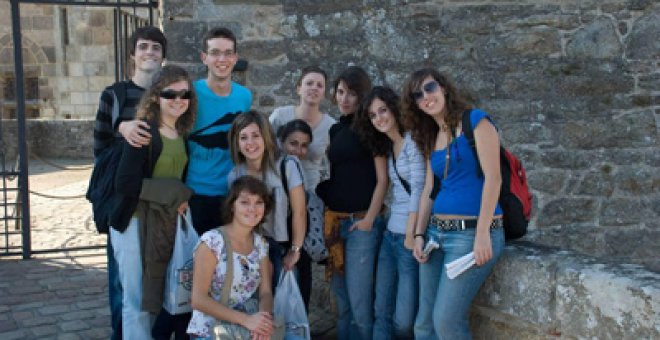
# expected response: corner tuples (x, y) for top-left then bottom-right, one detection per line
(290, 245), (301, 253)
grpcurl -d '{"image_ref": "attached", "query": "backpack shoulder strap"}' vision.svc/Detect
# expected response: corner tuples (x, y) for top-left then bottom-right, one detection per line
(218, 227), (233, 306)
(461, 109), (484, 177)
(391, 145), (411, 195)
(110, 81), (129, 135)
(280, 157), (290, 199)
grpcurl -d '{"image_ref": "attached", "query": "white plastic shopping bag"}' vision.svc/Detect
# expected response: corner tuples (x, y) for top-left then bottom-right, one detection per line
(163, 209), (199, 314)
(273, 271), (311, 340)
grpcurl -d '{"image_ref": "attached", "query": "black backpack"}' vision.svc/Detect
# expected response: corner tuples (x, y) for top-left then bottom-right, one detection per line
(86, 84), (126, 234)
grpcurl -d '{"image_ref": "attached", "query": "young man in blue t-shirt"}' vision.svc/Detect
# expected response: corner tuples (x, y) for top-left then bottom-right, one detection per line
(186, 27), (252, 235)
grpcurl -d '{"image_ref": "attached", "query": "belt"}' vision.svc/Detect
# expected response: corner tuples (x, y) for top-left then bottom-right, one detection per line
(331, 210), (368, 221)
(429, 215), (503, 232)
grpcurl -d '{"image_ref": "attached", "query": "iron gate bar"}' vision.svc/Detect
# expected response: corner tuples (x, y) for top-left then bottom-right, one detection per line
(16, 0), (155, 8)
(6, 0), (158, 259)
(10, 0), (31, 259)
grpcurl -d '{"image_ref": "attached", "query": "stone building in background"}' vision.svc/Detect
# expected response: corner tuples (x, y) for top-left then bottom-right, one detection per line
(0, 2), (148, 119)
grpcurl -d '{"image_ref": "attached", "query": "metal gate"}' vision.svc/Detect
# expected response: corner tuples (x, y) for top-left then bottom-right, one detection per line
(1, 0), (158, 259)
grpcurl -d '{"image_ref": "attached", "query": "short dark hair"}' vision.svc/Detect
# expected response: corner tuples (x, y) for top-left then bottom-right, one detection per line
(202, 27), (237, 53)
(222, 176), (273, 224)
(129, 26), (167, 58)
(331, 66), (372, 107)
(296, 66), (327, 87)
(277, 119), (313, 144)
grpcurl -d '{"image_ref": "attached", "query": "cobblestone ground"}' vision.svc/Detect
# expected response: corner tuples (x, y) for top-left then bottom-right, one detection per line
(0, 159), (336, 339)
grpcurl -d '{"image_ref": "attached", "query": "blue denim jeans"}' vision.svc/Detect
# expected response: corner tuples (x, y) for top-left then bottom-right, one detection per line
(414, 226), (505, 340)
(331, 215), (384, 340)
(110, 217), (153, 339)
(107, 238), (123, 340)
(373, 230), (419, 340)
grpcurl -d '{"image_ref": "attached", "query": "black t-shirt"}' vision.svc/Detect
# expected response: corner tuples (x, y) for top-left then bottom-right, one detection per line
(316, 114), (376, 213)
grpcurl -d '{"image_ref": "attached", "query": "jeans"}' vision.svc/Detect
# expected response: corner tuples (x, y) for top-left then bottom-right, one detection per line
(373, 230), (419, 340)
(267, 239), (312, 310)
(151, 308), (191, 340)
(111, 217), (153, 340)
(331, 215), (384, 340)
(107, 238), (123, 340)
(414, 226), (505, 340)
(189, 194), (225, 236)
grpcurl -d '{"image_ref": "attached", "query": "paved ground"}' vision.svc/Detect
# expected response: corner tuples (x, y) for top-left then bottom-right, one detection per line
(0, 159), (335, 339)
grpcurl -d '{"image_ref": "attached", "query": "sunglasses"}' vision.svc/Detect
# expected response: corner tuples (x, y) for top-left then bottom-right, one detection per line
(412, 81), (440, 102)
(159, 89), (192, 100)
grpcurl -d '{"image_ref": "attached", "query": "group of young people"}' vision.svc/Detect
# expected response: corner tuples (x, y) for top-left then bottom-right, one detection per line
(94, 25), (505, 340)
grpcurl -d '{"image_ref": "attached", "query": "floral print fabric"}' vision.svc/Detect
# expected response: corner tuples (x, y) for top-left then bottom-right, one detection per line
(186, 229), (269, 337)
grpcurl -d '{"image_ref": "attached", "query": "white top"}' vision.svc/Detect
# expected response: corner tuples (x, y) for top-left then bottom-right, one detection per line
(186, 229), (269, 338)
(387, 133), (426, 234)
(269, 105), (336, 190)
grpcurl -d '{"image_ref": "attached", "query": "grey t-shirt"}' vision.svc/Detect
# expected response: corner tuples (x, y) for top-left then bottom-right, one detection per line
(227, 155), (304, 242)
(269, 105), (336, 190)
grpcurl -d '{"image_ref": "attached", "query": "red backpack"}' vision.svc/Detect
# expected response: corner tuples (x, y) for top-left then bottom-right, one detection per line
(462, 110), (533, 240)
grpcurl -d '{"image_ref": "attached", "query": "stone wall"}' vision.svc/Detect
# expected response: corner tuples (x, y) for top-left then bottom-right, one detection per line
(1, 120), (95, 162)
(472, 242), (659, 339)
(0, 3), (148, 119)
(161, 0), (659, 267)
(159, 2), (659, 336)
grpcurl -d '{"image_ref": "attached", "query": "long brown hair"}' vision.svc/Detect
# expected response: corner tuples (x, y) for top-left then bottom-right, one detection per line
(354, 86), (404, 157)
(401, 68), (471, 158)
(228, 110), (279, 173)
(135, 65), (197, 135)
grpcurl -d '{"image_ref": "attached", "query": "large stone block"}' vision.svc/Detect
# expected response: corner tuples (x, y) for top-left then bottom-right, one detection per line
(536, 198), (597, 226)
(162, 0), (194, 19)
(615, 166), (659, 195)
(162, 21), (207, 63)
(472, 242), (660, 338)
(527, 170), (566, 195)
(566, 17), (623, 59)
(556, 261), (659, 338)
(557, 112), (656, 149)
(599, 198), (646, 225)
(476, 244), (559, 327)
(482, 27), (561, 58)
(626, 11), (660, 60)
(570, 169), (615, 197)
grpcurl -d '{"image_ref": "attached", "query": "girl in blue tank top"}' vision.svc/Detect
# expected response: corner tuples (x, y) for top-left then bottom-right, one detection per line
(402, 68), (506, 340)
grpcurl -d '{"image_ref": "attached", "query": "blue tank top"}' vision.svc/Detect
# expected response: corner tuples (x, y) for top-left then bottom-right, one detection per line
(430, 109), (503, 216)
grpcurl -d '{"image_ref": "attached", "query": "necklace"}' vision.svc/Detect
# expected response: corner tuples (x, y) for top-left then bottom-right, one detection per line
(162, 121), (176, 131)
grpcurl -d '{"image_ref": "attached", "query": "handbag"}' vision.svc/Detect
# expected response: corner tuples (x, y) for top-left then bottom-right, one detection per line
(280, 157), (328, 262)
(273, 271), (311, 340)
(163, 209), (199, 314)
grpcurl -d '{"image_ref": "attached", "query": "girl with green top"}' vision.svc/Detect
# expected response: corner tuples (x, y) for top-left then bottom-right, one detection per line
(111, 65), (197, 340)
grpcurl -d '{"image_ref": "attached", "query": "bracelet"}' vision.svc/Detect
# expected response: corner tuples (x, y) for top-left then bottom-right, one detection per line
(414, 233), (425, 240)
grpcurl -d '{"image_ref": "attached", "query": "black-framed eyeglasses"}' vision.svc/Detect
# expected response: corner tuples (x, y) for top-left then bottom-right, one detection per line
(159, 89), (192, 100)
(412, 80), (440, 102)
(206, 49), (236, 58)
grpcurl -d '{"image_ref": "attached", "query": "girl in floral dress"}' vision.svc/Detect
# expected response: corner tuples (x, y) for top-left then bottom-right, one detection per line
(187, 176), (275, 340)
